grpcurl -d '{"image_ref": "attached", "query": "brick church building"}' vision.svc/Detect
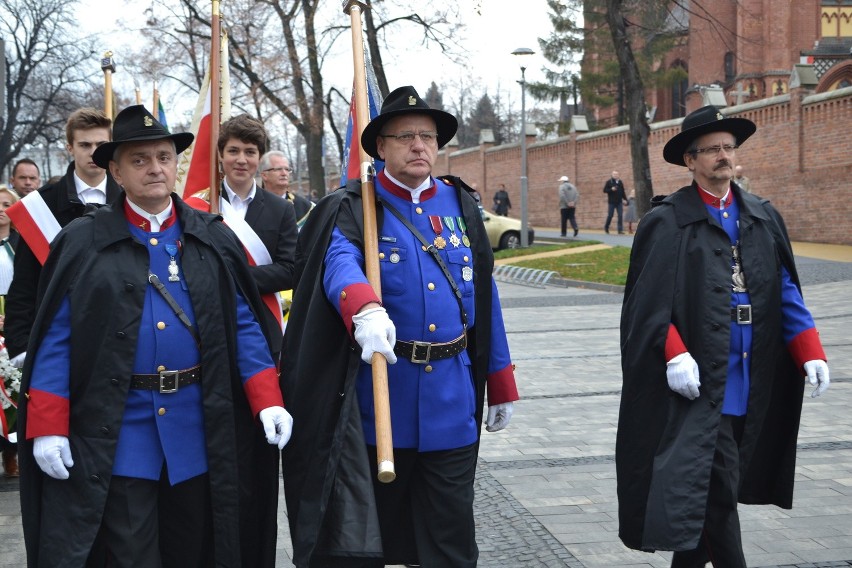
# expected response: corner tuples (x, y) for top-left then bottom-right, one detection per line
(583, 0), (852, 128)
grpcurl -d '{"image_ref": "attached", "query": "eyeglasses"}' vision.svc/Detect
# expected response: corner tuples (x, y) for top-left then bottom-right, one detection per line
(379, 131), (438, 144)
(690, 144), (738, 156)
(263, 166), (293, 173)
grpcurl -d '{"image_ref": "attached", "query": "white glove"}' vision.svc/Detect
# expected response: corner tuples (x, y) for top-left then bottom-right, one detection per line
(259, 406), (293, 450)
(485, 402), (514, 432)
(10, 351), (26, 369)
(666, 352), (701, 400)
(803, 360), (830, 398)
(352, 307), (397, 365)
(33, 435), (74, 480)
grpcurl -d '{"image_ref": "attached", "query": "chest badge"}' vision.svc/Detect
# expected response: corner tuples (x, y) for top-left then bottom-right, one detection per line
(462, 266), (473, 281)
(389, 248), (401, 264)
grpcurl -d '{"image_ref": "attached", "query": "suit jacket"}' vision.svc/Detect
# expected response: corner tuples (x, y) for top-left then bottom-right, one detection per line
(222, 184), (297, 295)
(5, 162), (122, 357)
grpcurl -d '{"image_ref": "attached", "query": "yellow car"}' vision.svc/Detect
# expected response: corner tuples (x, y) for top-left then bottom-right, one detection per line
(479, 205), (535, 250)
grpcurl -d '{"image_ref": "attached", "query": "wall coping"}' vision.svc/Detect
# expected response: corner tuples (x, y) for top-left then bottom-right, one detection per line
(803, 85), (852, 105)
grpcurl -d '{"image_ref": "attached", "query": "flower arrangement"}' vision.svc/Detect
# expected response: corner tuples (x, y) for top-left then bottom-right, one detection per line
(0, 337), (21, 439)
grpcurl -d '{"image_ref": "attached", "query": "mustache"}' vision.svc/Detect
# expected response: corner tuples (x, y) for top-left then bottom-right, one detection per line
(714, 160), (732, 170)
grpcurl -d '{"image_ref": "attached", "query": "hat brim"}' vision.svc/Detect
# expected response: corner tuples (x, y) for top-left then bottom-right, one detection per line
(93, 132), (195, 170)
(361, 109), (458, 160)
(663, 117), (756, 166)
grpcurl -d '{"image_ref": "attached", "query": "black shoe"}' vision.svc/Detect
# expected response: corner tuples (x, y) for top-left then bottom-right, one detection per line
(573, 229), (578, 237)
(604, 228), (610, 234)
(618, 231), (625, 234)
(560, 233), (566, 237)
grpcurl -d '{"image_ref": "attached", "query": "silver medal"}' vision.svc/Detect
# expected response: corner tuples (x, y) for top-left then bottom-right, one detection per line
(168, 257), (180, 282)
(462, 266), (473, 281)
(389, 252), (401, 264)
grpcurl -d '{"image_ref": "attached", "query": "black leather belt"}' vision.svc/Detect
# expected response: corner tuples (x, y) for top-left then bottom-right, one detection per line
(731, 304), (752, 325)
(394, 333), (467, 364)
(130, 365), (202, 393)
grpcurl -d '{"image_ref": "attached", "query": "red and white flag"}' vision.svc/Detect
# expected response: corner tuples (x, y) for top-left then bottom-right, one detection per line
(6, 192), (63, 265)
(176, 35), (231, 198)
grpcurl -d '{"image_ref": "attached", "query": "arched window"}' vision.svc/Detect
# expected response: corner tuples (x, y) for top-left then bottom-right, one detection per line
(671, 61), (688, 119)
(724, 52), (736, 84)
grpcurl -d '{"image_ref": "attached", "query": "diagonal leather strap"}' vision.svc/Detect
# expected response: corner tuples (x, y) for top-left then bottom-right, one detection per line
(377, 197), (468, 330)
(148, 273), (202, 348)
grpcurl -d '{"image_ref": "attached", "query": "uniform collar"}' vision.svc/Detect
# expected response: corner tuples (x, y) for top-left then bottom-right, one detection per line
(378, 169), (436, 202)
(696, 184), (733, 209)
(123, 197), (177, 232)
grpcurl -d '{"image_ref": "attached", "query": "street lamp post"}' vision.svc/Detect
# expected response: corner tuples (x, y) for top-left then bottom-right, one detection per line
(512, 47), (534, 247)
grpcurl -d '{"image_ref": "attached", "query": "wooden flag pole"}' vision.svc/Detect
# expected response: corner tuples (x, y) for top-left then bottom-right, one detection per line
(208, 0), (222, 214)
(343, 0), (395, 483)
(101, 51), (116, 119)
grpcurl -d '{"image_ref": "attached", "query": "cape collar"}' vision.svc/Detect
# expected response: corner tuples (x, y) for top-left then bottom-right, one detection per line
(696, 184), (733, 209)
(123, 198), (178, 232)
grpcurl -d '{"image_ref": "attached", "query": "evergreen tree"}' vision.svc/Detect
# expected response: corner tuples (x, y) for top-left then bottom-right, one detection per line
(424, 82), (445, 111)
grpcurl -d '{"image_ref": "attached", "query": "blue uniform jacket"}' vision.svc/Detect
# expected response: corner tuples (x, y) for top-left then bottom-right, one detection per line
(322, 173), (516, 451)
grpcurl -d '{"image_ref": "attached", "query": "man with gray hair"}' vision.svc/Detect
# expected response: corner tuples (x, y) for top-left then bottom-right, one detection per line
(259, 150), (314, 228)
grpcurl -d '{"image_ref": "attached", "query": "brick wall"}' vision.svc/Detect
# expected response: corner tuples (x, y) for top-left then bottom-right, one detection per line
(438, 85), (852, 245)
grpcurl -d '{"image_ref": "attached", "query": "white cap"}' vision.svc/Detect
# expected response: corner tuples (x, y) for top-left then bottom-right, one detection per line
(559, 175), (569, 181)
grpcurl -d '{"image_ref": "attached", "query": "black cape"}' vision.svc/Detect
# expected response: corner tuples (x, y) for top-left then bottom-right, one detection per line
(18, 194), (280, 567)
(617, 183), (806, 552)
(281, 176), (495, 567)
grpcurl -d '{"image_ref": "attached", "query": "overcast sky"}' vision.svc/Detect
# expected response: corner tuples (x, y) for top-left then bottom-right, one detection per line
(75, 0), (560, 119)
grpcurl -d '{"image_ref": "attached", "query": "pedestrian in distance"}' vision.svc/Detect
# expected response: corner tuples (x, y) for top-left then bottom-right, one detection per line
(282, 85), (519, 568)
(493, 183), (511, 216)
(557, 175), (579, 237)
(617, 104), (830, 567)
(603, 170), (627, 234)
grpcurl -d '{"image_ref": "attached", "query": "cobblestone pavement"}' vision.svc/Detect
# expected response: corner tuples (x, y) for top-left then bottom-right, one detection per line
(2, 248), (851, 568)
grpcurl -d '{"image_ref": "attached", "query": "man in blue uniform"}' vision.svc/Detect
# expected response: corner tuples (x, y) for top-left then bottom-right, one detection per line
(18, 105), (293, 567)
(617, 106), (831, 567)
(282, 86), (519, 568)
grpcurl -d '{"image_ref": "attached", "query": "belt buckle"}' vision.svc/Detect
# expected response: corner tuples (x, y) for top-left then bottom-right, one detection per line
(159, 370), (179, 394)
(735, 304), (752, 325)
(410, 341), (432, 364)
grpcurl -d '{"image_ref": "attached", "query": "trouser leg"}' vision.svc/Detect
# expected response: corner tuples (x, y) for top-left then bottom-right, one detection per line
(568, 208), (578, 234)
(369, 444), (478, 568)
(158, 472), (213, 568)
(560, 208), (569, 235)
(99, 476), (162, 568)
(605, 203), (614, 230)
(616, 202), (624, 232)
(671, 415), (746, 568)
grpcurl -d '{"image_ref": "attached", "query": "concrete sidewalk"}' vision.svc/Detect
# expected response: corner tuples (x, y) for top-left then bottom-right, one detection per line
(2, 249), (851, 567)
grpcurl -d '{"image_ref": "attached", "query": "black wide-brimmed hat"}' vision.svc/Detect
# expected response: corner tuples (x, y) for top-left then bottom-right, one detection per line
(663, 105), (756, 167)
(361, 86), (458, 160)
(93, 105), (194, 169)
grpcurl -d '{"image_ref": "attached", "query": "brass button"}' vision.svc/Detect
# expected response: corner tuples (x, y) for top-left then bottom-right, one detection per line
(340, 291), (347, 300)
(157, 321), (166, 330)
(379, 252), (385, 260)
(428, 324), (436, 332)
(415, 207), (423, 214)
(723, 212), (729, 219)
(427, 283), (435, 291)
(149, 237), (158, 246)
(421, 245), (427, 252)
(743, 351), (748, 359)
(424, 365), (433, 373)
(157, 365), (166, 372)
(158, 408), (166, 416)
(463, 256), (469, 262)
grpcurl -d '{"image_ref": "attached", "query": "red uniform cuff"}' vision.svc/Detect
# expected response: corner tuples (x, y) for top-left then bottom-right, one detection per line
(788, 327), (827, 371)
(486, 364), (519, 405)
(25, 389), (70, 439)
(665, 323), (688, 361)
(244, 367), (285, 416)
(339, 282), (380, 335)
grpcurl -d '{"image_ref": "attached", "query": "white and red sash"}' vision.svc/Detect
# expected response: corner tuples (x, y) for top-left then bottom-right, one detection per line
(218, 198), (285, 333)
(6, 192), (62, 265)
